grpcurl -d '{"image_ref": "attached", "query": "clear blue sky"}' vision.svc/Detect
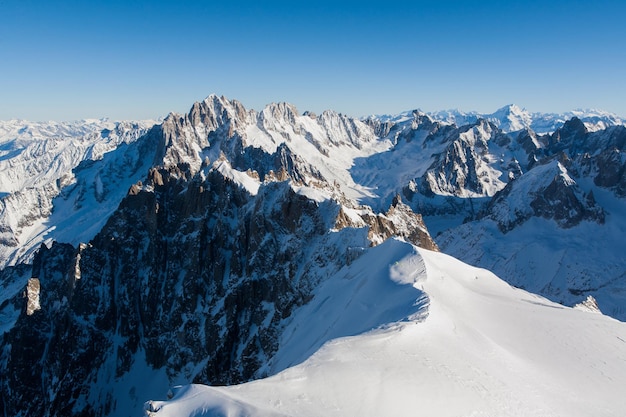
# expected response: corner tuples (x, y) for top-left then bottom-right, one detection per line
(1, 0), (625, 121)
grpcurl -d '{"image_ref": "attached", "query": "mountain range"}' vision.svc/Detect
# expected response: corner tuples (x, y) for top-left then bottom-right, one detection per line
(0, 96), (625, 416)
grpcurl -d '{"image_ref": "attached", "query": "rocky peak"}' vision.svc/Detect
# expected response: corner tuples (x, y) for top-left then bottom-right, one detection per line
(201, 94), (248, 124)
(515, 128), (544, 168)
(383, 195), (439, 251)
(488, 104), (533, 132)
(574, 295), (602, 313)
(419, 120), (508, 198)
(548, 117), (587, 152)
(592, 147), (626, 196)
(159, 95), (252, 175)
(363, 116), (394, 138)
(261, 102), (299, 126)
(362, 110), (443, 146)
(317, 109), (376, 149)
(334, 195), (438, 251)
(482, 159), (605, 232)
(529, 169), (605, 228)
(409, 110), (437, 130)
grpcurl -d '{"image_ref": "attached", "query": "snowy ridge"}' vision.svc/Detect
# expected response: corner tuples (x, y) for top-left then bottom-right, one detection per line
(146, 240), (626, 417)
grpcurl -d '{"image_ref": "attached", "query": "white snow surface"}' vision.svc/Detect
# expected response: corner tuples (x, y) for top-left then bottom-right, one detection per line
(145, 239), (626, 417)
(436, 186), (626, 320)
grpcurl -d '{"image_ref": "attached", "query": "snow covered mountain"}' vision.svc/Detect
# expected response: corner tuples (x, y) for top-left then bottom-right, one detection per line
(145, 239), (626, 417)
(357, 111), (626, 320)
(0, 96), (625, 417)
(431, 118), (626, 319)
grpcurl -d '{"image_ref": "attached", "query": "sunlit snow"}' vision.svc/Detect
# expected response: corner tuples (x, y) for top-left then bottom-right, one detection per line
(145, 240), (626, 417)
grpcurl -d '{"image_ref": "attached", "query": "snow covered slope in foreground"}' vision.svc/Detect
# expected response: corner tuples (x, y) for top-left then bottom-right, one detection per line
(145, 239), (626, 417)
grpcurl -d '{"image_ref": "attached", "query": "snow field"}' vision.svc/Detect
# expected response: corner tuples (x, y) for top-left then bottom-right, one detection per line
(145, 239), (626, 417)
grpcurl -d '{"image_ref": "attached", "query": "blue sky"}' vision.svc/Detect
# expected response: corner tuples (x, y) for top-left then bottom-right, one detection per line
(1, 0), (625, 121)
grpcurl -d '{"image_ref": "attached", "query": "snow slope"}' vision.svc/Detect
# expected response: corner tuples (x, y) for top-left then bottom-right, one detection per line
(145, 239), (626, 417)
(436, 185), (626, 319)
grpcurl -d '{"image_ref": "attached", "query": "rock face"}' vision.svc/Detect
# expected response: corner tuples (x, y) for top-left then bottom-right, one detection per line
(420, 120), (510, 198)
(24, 277), (41, 315)
(483, 160), (605, 233)
(1, 174), (352, 416)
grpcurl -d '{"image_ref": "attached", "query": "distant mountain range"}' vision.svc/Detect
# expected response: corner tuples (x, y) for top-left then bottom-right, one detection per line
(374, 103), (624, 134)
(1, 97), (625, 417)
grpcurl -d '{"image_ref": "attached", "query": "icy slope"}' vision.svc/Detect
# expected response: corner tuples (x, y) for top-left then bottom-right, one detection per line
(145, 239), (626, 417)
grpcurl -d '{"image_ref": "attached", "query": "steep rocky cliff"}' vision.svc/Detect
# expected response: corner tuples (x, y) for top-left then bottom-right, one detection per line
(0, 96), (437, 417)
